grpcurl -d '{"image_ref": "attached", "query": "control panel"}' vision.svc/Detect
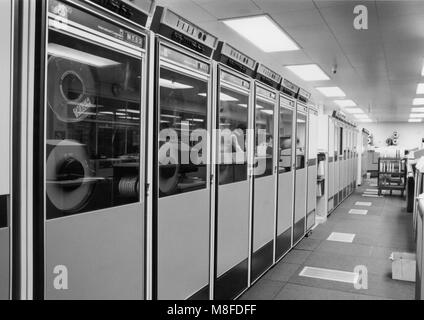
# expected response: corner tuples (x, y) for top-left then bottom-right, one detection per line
(298, 87), (311, 103)
(214, 42), (256, 77)
(221, 70), (251, 91)
(281, 78), (299, 98)
(257, 86), (277, 101)
(151, 6), (218, 57)
(87, 0), (154, 27)
(332, 110), (357, 127)
(255, 63), (282, 90)
(280, 95), (295, 110)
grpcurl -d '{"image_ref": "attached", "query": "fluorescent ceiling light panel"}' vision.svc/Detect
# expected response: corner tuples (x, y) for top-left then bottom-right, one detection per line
(357, 119), (372, 123)
(316, 87), (346, 97)
(413, 98), (424, 105)
(286, 64), (330, 81)
(343, 107), (364, 114)
(334, 100), (357, 107)
(49, 43), (121, 67)
(408, 119), (422, 122)
(261, 110), (274, 115)
(222, 15), (299, 52)
(409, 113), (424, 118)
(417, 83), (424, 94)
(412, 107), (424, 112)
(160, 78), (193, 90)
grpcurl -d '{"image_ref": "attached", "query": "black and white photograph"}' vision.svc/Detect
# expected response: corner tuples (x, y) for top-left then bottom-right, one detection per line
(1, 0), (424, 310)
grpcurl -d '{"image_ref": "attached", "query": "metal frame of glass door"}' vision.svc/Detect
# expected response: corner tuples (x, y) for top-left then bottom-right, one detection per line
(37, 0), (149, 299)
(211, 63), (254, 300)
(152, 36), (213, 300)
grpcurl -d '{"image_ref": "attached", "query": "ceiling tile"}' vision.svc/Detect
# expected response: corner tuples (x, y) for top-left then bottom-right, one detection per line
(155, 0), (217, 22)
(376, 0), (424, 18)
(252, 0), (315, 13)
(272, 8), (325, 28)
(193, 0), (262, 19)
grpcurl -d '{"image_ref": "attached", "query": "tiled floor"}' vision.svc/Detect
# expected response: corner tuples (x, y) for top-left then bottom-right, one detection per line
(240, 179), (416, 300)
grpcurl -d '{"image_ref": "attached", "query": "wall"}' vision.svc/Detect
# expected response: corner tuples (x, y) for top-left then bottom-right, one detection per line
(364, 122), (424, 151)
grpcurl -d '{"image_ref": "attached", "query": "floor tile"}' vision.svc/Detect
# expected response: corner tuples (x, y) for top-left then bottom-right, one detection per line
(327, 232), (356, 243)
(274, 283), (388, 300)
(299, 266), (358, 284)
(240, 178), (415, 300)
(295, 238), (322, 251)
(263, 263), (301, 282)
(281, 249), (312, 264)
(239, 279), (285, 300)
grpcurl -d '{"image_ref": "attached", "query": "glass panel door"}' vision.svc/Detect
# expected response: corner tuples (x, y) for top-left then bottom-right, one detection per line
(156, 46), (211, 300)
(214, 70), (250, 300)
(254, 96), (275, 178)
(276, 99), (295, 259)
(218, 85), (249, 185)
(279, 107), (294, 173)
(295, 112), (307, 170)
(158, 67), (208, 197)
(251, 85), (276, 282)
(46, 30), (142, 220)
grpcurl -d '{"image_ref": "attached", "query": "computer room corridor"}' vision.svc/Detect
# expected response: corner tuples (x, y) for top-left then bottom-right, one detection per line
(3, 0), (424, 306)
(241, 178), (415, 300)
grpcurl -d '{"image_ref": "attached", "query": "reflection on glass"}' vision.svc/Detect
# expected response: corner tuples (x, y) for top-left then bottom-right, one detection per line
(279, 107), (293, 173)
(255, 96), (274, 178)
(218, 86), (248, 185)
(334, 126), (338, 162)
(46, 31), (142, 220)
(158, 68), (208, 197)
(295, 112), (307, 169)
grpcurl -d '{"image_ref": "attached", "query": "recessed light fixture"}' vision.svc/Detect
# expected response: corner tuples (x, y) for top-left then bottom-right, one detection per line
(343, 107), (364, 114)
(357, 119), (373, 123)
(408, 118), (422, 122)
(222, 15), (299, 52)
(413, 98), (424, 105)
(412, 107), (424, 112)
(334, 100), (357, 107)
(409, 113), (424, 118)
(316, 87), (346, 97)
(417, 83), (424, 94)
(286, 64), (330, 81)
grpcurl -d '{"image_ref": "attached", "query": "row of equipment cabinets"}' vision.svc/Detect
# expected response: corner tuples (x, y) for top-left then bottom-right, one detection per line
(0, 0), (361, 300)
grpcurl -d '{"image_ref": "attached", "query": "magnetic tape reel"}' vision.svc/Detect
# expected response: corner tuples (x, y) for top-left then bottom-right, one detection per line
(46, 140), (94, 213)
(47, 56), (96, 123)
(119, 176), (140, 198)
